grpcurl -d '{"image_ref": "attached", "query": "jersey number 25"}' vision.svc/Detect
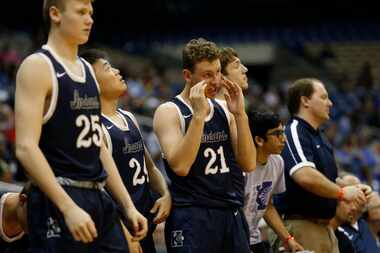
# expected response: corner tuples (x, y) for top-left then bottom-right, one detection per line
(76, 114), (102, 148)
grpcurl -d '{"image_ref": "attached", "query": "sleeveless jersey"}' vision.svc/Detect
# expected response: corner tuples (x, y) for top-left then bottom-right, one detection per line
(102, 109), (154, 215)
(164, 96), (244, 208)
(38, 45), (106, 181)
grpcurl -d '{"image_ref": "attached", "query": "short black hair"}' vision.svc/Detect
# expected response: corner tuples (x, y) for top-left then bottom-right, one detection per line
(248, 110), (282, 142)
(80, 49), (108, 64)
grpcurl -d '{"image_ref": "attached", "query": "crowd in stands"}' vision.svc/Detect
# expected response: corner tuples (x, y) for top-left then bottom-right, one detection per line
(0, 30), (380, 193)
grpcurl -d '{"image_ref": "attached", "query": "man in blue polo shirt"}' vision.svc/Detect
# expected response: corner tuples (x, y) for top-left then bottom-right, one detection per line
(274, 78), (371, 252)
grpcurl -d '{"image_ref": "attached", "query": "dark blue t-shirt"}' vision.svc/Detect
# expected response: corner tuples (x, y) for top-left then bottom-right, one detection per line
(339, 219), (380, 253)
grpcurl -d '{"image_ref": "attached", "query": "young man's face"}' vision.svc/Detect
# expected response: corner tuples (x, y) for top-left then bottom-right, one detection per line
(92, 58), (127, 99)
(224, 57), (248, 90)
(186, 59), (222, 99)
(261, 124), (286, 154)
(55, 0), (94, 45)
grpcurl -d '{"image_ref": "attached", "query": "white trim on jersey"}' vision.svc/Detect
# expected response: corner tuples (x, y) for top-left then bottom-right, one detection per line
(118, 109), (143, 134)
(81, 58), (101, 94)
(0, 193), (25, 242)
(101, 124), (113, 154)
(214, 99), (231, 125)
(39, 53), (59, 124)
(167, 101), (186, 135)
(176, 95), (214, 123)
(176, 95), (193, 113)
(289, 161), (316, 176)
(42, 45), (86, 83)
(101, 113), (130, 131)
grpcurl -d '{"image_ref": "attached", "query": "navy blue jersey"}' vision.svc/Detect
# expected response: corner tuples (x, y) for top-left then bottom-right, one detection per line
(164, 96), (243, 208)
(38, 45), (106, 181)
(102, 109), (154, 216)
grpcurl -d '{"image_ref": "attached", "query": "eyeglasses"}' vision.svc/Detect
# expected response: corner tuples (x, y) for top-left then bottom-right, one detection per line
(266, 129), (285, 137)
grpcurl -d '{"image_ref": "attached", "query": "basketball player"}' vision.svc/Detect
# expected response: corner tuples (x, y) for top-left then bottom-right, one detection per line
(153, 38), (256, 253)
(15, 0), (147, 252)
(81, 49), (172, 253)
(217, 47), (248, 99)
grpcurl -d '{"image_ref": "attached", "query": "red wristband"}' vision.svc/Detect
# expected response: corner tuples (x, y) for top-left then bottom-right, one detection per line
(284, 235), (294, 245)
(338, 188), (344, 201)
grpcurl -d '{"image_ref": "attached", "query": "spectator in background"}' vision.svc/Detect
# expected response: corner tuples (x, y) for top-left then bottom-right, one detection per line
(274, 78), (370, 253)
(337, 174), (379, 253)
(329, 174), (362, 253)
(244, 111), (303, 253)
(365, 192), (380, 247)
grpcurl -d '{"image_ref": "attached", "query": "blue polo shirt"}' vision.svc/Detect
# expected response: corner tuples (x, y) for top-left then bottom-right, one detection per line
(340, 218), (380, 253)
(274, 116), (337, 219)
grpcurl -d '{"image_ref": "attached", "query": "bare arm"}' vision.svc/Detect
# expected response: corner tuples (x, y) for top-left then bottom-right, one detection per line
(144, 149), (170, 197)
(153, 104), (205, 177)
(229, 113), (256, 172)
(144, 148), (172, 224)
(264, 201), (292, 242)
(15, 54), (97, 243)
(292, 166), (366, 202)
(100, 142), (136, 209)
(264, 200), (304, 252)
(222, 77), (256, 172)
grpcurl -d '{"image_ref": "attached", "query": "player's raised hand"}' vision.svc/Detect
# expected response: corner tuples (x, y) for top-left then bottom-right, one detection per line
(189, 80), (208, 120)
(63, 205), (97, 243)
(126, 207), (148, 241)
(150, 193), (172, 224)
(221, 76), (245, 116)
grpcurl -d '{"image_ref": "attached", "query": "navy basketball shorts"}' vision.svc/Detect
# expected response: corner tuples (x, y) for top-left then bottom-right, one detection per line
(164, 206), (250, 253)
(27, 186), (129, 253)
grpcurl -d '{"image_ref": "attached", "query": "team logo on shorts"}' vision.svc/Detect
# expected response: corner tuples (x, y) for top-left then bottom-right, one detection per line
(46, 217), (62, 239)
(171, 230), (184, 247)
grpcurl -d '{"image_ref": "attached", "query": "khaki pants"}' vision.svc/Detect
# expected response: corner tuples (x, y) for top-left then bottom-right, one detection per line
(269, 219), (339, 253)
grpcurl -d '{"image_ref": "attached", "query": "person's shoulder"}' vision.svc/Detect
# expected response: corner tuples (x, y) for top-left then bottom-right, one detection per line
(20, 53), (48, 69)
(268, 154), (284, 167)
(154, 101), (179, 117)
(17, 53), (51, 81)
